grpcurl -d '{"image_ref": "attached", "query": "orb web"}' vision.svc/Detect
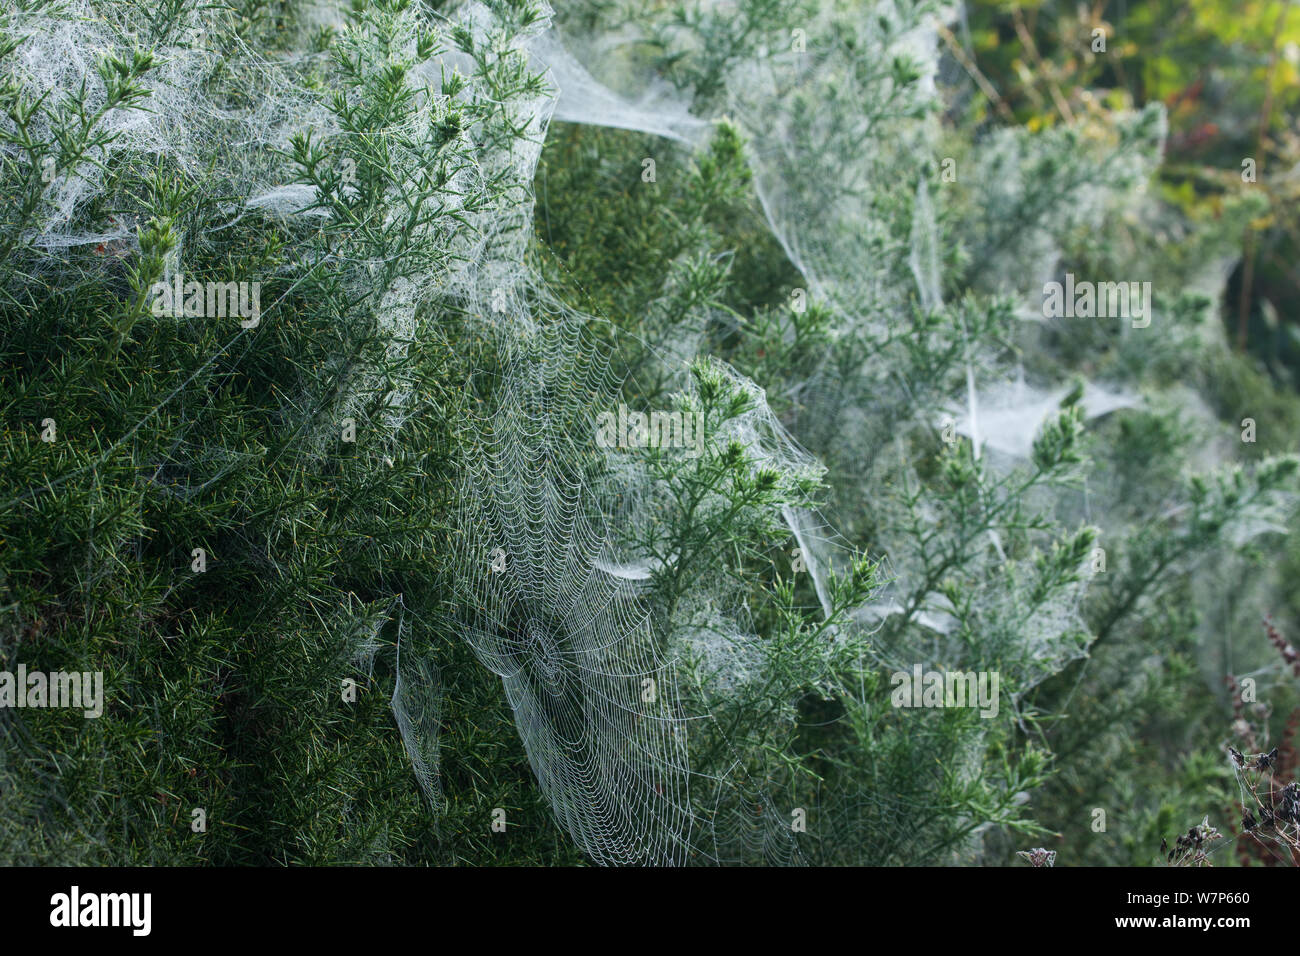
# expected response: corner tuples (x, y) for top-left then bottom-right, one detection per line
(446, 320), (695, 865)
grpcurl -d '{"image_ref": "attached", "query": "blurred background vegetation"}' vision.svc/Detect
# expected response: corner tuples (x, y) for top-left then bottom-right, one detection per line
(961, 0), (1300, 374)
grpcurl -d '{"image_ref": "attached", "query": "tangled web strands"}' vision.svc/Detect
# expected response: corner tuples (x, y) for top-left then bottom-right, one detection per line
(728, 2), (948, 333)
(392, 616), (445, 815)
(2, 0), (330, 257)
(527, 28), (712, 148)
(538, 0), (950, 335)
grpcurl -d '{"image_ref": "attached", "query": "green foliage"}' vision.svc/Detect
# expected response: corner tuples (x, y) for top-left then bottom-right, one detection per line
(3, 0), (1300, 868)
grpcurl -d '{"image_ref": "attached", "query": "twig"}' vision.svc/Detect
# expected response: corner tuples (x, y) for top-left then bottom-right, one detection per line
(1012, 7), (1074, 125)
(937, 23), (1015, 123)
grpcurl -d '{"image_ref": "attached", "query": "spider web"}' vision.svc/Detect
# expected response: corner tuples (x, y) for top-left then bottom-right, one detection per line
(445, 319), (695, 865)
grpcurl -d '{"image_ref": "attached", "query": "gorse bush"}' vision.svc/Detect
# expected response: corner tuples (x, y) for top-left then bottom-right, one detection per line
(0, 0), (1296, 866)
